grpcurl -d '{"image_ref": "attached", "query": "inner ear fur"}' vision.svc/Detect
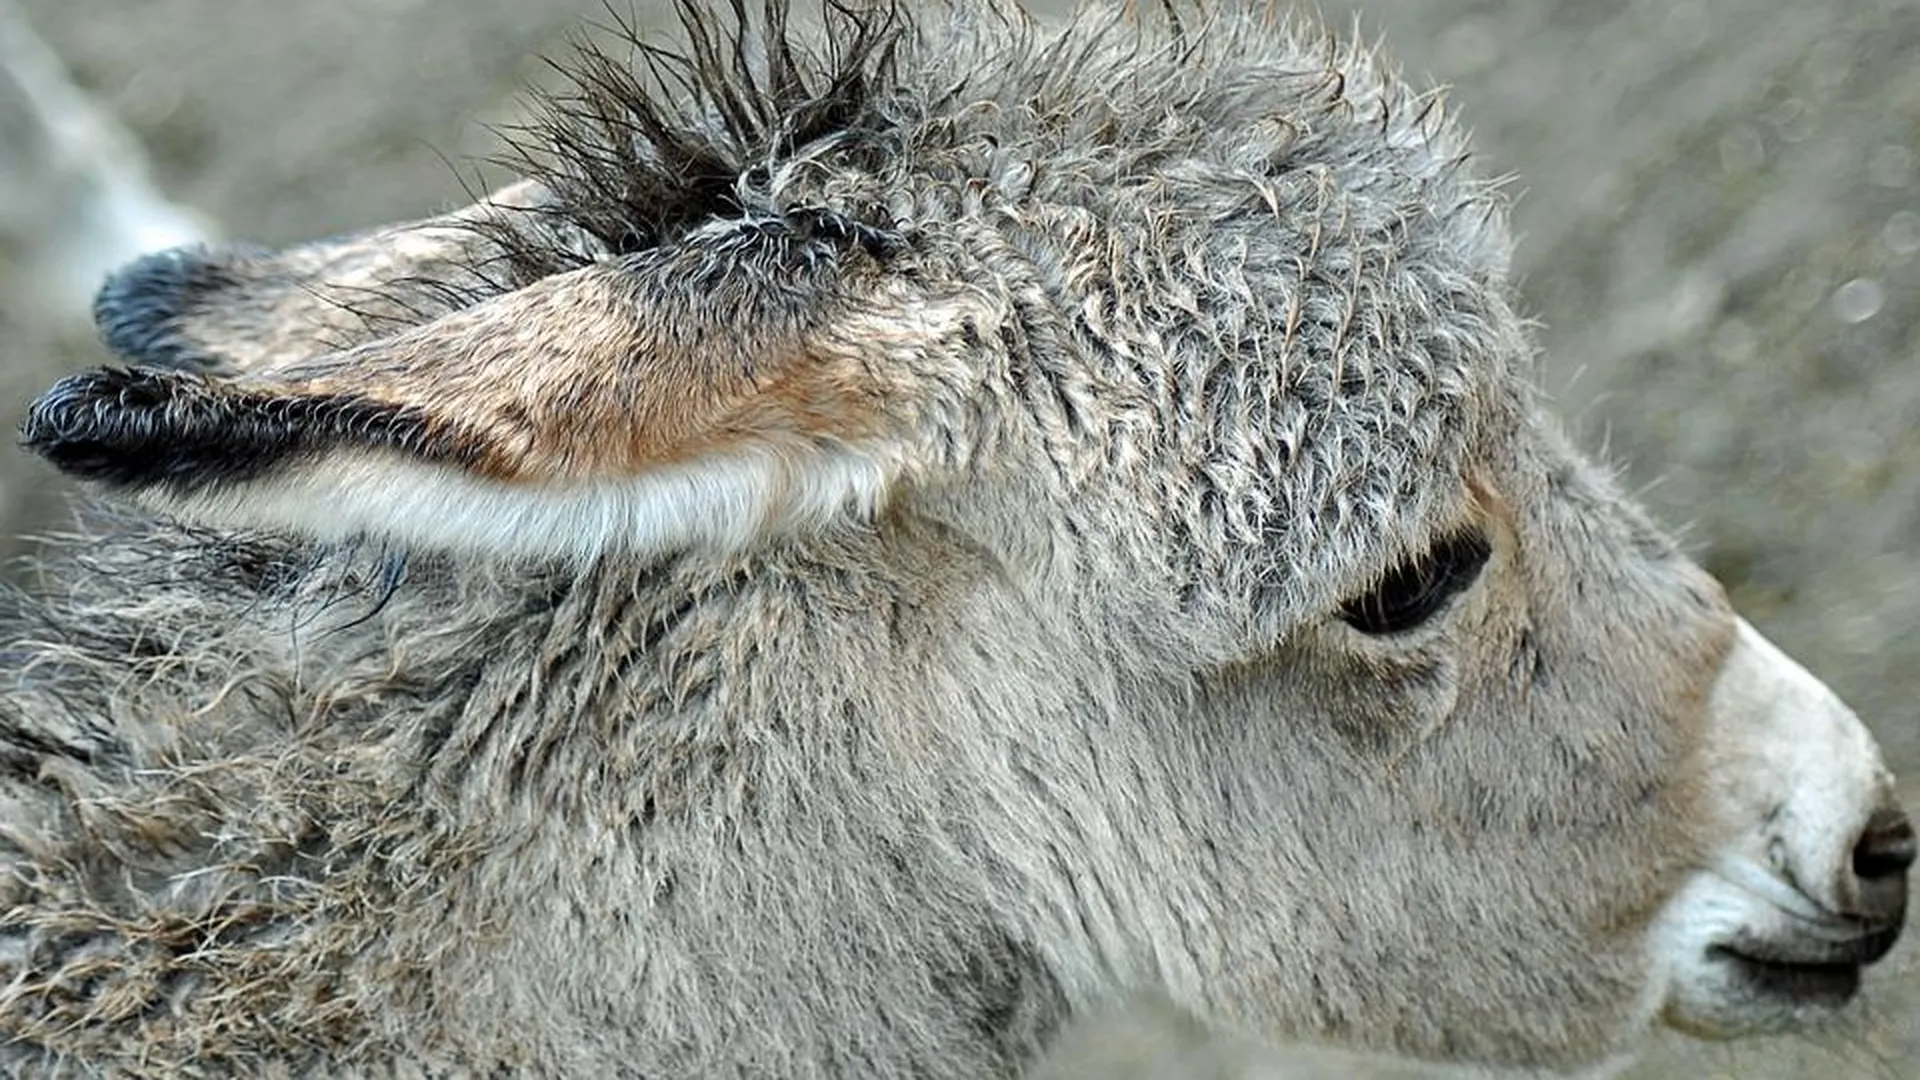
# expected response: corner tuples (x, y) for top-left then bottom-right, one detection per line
(92, 179), (567, 375)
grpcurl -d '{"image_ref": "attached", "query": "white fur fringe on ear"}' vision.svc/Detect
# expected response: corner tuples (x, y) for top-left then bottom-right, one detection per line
(146, 440), (901, 563)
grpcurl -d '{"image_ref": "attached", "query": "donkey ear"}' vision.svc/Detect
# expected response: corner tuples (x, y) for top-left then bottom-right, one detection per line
(91, 179), (565, 374)
(28, 229), (937, 562)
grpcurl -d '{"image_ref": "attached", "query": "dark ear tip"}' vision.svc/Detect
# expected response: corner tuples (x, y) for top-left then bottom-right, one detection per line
(20, 368), (191, 480)
(93, 245), (231, 370)
(19, 367), (408, 492)
(23, 368), (119, 444)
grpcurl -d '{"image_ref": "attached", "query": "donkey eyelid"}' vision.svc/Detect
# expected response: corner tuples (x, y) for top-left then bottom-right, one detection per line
(1337, 528), (1495, 636)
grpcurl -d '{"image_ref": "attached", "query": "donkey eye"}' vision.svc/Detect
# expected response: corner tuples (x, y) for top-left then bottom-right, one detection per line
(1339, 529), (1493, 635)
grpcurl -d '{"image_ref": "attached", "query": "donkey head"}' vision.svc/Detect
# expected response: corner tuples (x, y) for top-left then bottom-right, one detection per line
(19, 4), (1909, 1072)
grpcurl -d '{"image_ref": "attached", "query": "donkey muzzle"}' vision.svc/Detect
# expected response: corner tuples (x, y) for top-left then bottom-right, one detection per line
(1658, 619), (1909, 1035)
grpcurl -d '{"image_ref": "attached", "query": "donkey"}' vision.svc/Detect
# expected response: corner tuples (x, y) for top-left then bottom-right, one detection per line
(1, 2), (1910, 1076)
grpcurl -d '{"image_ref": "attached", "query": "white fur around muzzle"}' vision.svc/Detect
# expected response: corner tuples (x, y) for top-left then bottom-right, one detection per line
(1652, 618), (1899, 1033)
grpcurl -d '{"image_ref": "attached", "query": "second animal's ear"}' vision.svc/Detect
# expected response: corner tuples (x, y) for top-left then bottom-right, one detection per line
(90, 179), (563, 374)
(27, 209), (935, 562)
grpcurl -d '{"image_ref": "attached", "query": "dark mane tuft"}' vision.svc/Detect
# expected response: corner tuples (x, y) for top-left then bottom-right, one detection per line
(488, 0), (913, 282)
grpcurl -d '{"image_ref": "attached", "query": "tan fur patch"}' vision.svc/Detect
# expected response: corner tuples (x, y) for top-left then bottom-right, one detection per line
(232, 262), (899, 484)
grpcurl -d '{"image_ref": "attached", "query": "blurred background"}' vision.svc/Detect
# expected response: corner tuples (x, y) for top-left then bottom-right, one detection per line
(0, 0), (1914, 1075)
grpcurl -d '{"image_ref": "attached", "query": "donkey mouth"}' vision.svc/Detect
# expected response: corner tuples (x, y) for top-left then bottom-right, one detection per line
(1706, 940), (1878, 1009)
(1658, 857), (1908, 1036)
(1697, 909), (1904, 1020)
(1711, 952), (1859, 1009)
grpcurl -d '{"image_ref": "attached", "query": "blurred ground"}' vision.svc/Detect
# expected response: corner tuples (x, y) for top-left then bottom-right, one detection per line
(1, 1), (1915, 1076)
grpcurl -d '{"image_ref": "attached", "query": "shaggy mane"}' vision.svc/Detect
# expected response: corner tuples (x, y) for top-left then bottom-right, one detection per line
(488, 0), (916, 280)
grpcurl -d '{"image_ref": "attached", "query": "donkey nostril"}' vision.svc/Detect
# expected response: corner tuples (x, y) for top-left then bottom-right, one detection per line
(1852, 806), (1917, 880)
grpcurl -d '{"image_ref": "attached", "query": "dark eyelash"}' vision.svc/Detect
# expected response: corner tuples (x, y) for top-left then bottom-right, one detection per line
(1339, 529), (1493, 635)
